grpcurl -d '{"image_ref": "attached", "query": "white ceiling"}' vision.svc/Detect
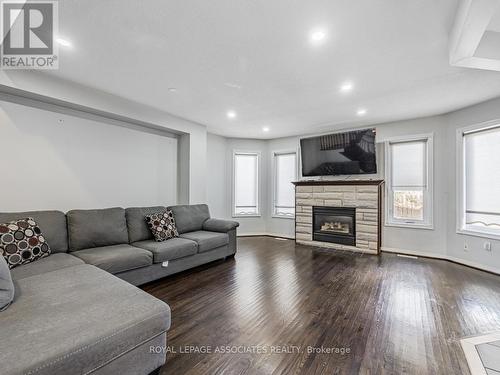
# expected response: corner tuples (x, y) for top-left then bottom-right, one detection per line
(44, 0), (500, 139)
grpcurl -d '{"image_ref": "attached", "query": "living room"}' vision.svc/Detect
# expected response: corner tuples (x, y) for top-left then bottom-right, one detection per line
(1, 1), (500, 374)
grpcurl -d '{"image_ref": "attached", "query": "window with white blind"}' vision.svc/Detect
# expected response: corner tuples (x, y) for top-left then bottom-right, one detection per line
(233, 151), (260, 217)
(385, 135), (433, 228)
(273, 151), (297, 218)
(459, 124), (500, 238)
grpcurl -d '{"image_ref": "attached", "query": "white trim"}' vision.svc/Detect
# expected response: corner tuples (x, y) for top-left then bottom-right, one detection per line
(271, 215), (295, 220)
(384, 133), (434, 229)
(460, 332), (500, 375)
(381, 246), (500, 275)
(232, 150), (261, 218)
(271, 149), (298, 218)
(457, 228), (500, 241)
(237, 232), (295, 239)
(456, 119), (500, 239)
(384, 222), (434, 230)
(449, 0), (500, 72)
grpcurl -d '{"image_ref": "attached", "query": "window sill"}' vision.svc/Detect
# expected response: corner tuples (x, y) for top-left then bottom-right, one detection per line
(272, 214), (295, 220)
(385, 221), (434, 230)
(457, 228), (500, 241)
(232, 214), (261, 218)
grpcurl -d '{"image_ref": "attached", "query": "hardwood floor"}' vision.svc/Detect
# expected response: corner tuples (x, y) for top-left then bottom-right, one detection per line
(142, 237), (500, 375)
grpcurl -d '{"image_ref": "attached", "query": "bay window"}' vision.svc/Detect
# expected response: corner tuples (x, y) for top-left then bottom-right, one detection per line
(385, 135), (433, 228)
(233, 151), (260, 217)
(273, 151), (297, 218)
(459, 124), (500, 238)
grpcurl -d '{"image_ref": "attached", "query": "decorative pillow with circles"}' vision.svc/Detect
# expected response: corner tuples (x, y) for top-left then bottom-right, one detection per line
(145, 210), (179, 241)
(0, 218), (51, 269)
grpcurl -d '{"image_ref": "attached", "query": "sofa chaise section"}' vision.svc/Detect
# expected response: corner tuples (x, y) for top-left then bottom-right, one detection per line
(0, 264), (170, 375)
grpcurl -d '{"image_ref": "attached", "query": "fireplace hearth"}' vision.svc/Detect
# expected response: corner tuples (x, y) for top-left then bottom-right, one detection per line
(313, 206), (356, 246)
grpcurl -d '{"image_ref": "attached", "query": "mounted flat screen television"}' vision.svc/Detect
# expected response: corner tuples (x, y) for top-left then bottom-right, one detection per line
(300, 128), (377, 177)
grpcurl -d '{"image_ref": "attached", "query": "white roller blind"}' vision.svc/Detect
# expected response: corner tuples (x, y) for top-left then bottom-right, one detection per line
(391, 140), (426, 188)
(234, 153), (259, 215)
(275, 153), (296, 216)
(465, 127), (500, 214)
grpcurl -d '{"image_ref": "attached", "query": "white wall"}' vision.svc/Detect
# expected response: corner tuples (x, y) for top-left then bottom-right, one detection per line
(0, 71), (207, 204)
(0, 101), (177, 212)
(206, 133), (229, 218)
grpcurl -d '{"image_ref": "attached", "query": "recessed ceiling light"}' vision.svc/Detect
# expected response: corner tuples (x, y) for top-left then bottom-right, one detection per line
(224, 82), (242, 89)
(167, 88), (177, 92)
(310, 29), (326, 44)
(56, 38), (72, 48)
(340, 82), (354, 93)
(227, 110), (237, 119)
(262, 127), (270, 132)
(357, 108), (367, 116)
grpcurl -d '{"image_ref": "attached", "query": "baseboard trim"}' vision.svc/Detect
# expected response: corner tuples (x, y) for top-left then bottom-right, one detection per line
(381, 247), (500, 276)
(235, 239), (500, 275)
(238, 232), (295, 240)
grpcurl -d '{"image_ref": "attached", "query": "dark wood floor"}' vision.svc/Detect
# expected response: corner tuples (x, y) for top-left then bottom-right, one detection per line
(143, 237), (500, 375)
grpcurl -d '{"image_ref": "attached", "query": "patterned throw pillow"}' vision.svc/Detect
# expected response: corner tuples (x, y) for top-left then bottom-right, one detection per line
(0, 217), (51, 269)
(145, 211), (179, 242)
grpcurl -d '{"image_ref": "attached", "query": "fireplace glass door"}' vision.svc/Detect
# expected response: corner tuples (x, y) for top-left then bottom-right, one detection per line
(313, 207), (356, 246)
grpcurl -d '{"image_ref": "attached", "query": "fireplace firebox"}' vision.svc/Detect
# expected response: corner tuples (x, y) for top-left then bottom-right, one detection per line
(312, 206), (356, 246)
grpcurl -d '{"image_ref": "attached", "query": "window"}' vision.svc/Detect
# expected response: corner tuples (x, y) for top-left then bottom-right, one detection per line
(233, 151), (260, 217)
(385, 135), (433, 228)
(273, 151), (297, 218)
(459, 124), (500, 238)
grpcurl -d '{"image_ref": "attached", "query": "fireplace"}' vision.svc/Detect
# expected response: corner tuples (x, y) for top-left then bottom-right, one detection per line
(313, 206), (356, 246)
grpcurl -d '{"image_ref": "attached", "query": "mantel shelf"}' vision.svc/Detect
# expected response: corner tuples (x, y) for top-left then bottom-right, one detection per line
(292, 179), (384, 186)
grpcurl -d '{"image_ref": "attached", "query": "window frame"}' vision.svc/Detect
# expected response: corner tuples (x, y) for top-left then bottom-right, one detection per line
(232, 150), (261, 218)
(272, 150), (298, 219)
(384, 133), (434, 229)
(457, 120), (500, 240)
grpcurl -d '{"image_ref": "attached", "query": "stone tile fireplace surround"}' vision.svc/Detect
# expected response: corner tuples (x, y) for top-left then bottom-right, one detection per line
(292, 180), (384, 255)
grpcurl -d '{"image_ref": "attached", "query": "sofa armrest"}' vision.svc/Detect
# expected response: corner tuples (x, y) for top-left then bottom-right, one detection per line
(202, 218), (239, 233)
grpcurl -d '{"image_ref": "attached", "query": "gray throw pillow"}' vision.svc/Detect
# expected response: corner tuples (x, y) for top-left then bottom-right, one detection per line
(0, 255), (14, 311)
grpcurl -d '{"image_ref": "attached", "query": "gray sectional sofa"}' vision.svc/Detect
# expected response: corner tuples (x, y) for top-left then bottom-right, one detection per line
(0, 204), (239, 375)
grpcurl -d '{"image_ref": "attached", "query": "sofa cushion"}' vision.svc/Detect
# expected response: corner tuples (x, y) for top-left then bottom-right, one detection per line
(126, 206), (166, 243)
(10, 253), (84, 281)
(146, 210), (179, 241)
(180, 230), (229, 253)
(0, 211), (68, 253)
(72, 244), (152, 274)
(0, 217), (51, 269)
(133, 238), (198, 263)
(0, 256), (14, 311)
(67, 207), (129, 251)
(168, 204), (210, 234)
(0, 264), (170, 375)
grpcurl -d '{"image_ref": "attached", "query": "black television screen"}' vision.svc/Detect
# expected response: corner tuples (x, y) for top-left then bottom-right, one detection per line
(300, 129), (377, 177)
